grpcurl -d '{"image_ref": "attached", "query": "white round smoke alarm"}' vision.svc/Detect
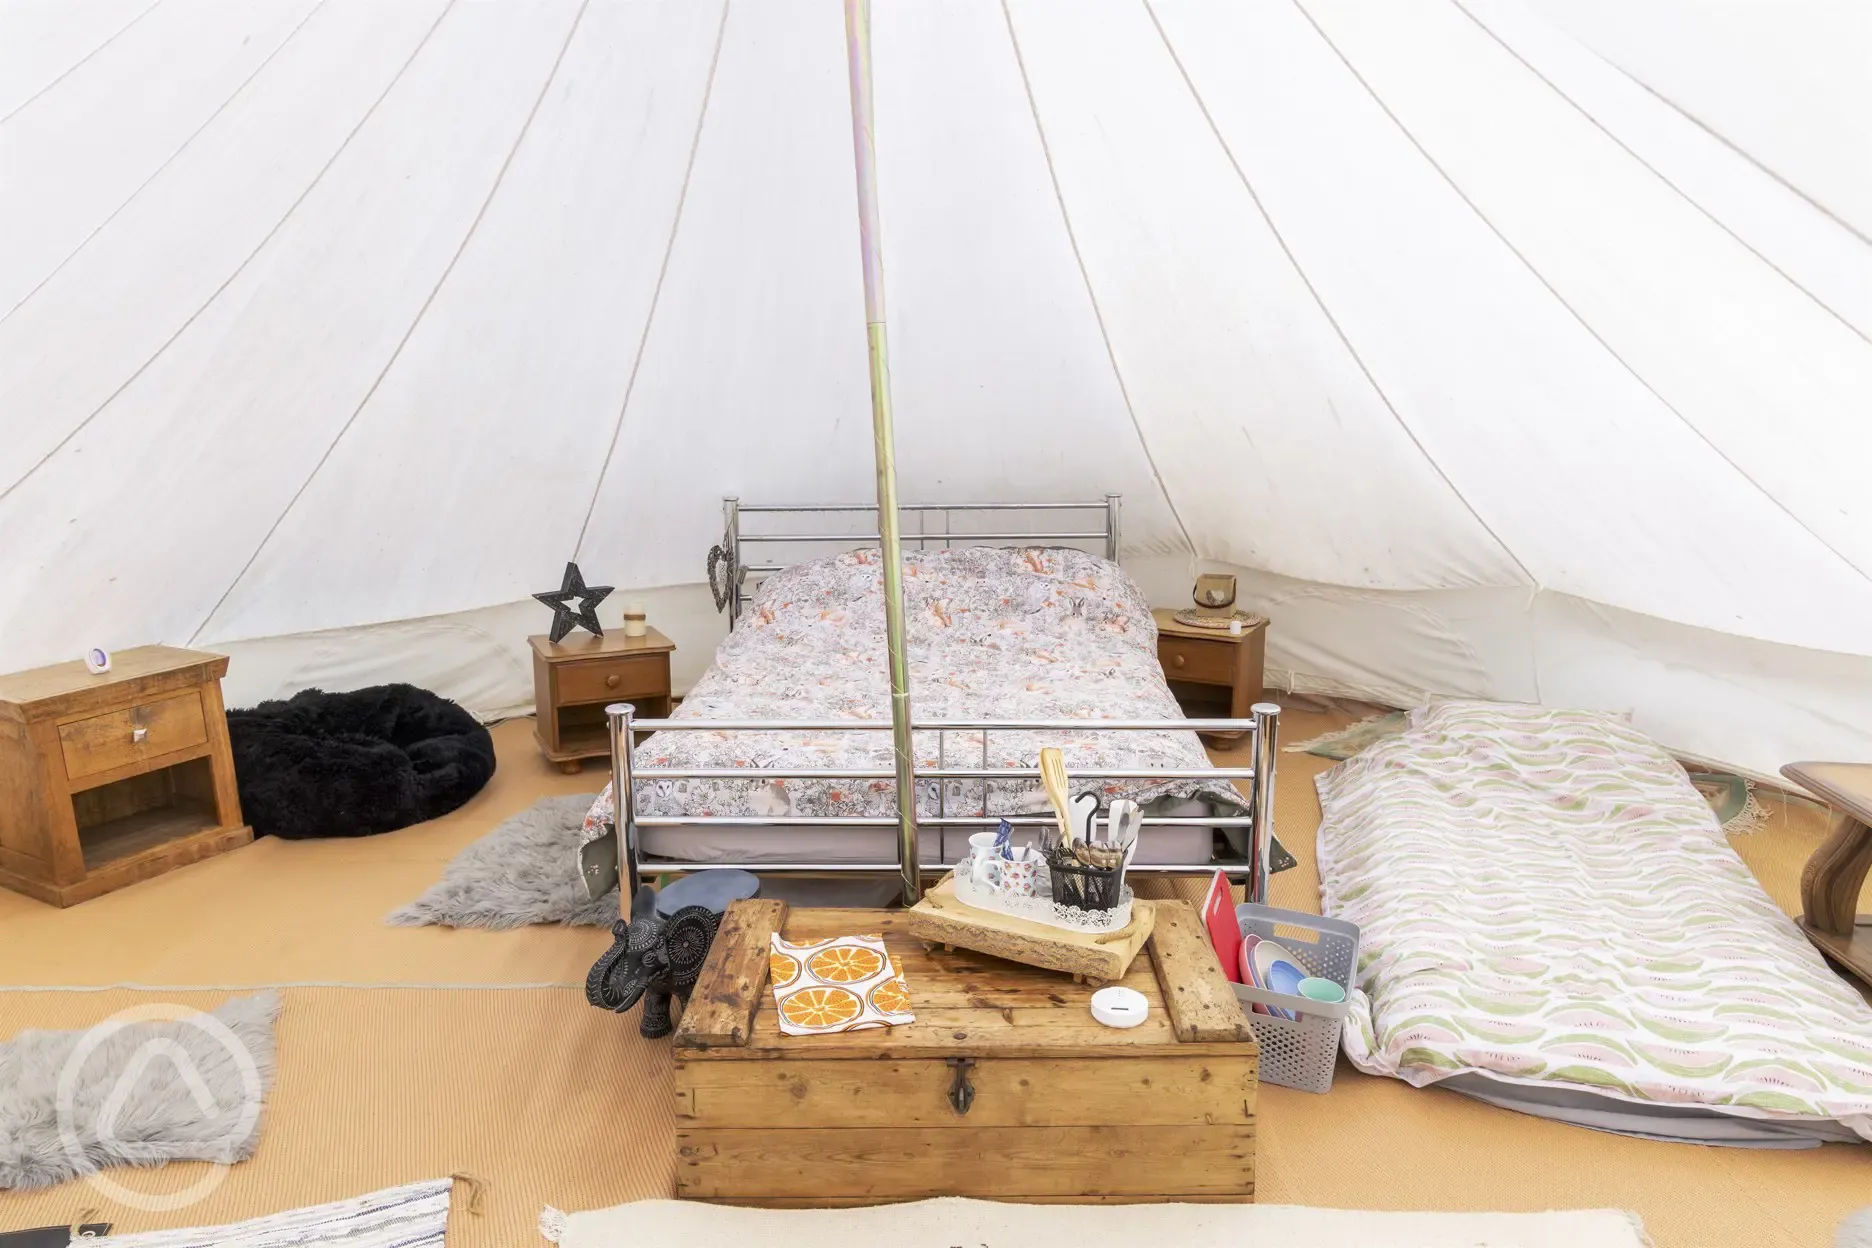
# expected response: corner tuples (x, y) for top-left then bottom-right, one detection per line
(1090, 985), (1149, 1029)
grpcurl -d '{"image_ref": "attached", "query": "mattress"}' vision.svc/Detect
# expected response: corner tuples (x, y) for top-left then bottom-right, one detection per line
(635, 796), (1224, 868)
(1319, 700), (1872, 1147)
(581, 545), (1249, 869)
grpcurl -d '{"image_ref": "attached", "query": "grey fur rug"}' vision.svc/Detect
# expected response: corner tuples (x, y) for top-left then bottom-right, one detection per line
(0, 992), (279, 1190)
(388, 793), (613, 929)
(1841, 1207), (1872, 1248)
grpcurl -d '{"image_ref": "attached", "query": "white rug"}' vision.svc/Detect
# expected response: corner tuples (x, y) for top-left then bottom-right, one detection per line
(540, 1197), (1652, 1248)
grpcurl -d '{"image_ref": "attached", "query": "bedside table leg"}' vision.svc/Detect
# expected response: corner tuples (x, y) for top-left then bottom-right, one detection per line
(560, 759), (583, 775)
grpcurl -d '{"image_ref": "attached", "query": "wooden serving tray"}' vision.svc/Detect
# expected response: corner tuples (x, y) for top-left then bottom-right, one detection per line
(905, 873), (1155, 984)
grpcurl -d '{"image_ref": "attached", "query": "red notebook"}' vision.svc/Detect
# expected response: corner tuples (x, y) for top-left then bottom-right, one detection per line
(1199, 869), (1243, 983)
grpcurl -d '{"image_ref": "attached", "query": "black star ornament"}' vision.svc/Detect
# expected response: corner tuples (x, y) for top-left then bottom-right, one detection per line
(534, 562), (614, 644)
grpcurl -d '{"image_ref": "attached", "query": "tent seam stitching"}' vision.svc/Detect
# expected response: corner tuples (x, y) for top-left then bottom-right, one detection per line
(1450, 0), (1871, 349)
(571, 0), (732, 561)
(1581, 35), (1870, 250)
(1148, 0), (1534, 588)
(0, 0), (168, 126)
(0, 0), (458, 508)
(191, 0), (595, 645)
(999, 0), (1198, 565)
(1291, 0), (1872, 590)
(0, 0), (331, 327)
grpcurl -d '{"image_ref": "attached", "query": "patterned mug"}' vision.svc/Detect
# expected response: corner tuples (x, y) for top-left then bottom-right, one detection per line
(974, 854), (1039, 898)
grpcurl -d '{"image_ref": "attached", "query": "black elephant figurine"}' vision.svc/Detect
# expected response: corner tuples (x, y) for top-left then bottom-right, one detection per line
(585, 884), (722, 1038)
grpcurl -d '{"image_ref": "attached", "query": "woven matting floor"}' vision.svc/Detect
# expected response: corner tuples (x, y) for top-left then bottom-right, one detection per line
(2, 710), (1868, 1247)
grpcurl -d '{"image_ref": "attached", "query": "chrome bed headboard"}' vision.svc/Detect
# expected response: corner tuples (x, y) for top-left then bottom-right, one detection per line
(715, 495), (1121, 628)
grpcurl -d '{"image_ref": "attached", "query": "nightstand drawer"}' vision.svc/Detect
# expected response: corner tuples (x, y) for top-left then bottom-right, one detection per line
(1158, 636), (1235, 686)
(59, 690), (208, 782)
(556, 654), (670, 706)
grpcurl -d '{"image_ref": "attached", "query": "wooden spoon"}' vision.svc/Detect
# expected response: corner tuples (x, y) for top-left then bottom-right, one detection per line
(1039, 747), (1073, 844)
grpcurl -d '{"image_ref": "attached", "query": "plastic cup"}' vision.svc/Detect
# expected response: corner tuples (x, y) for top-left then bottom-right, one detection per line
(1298, 976), (1346, 1004)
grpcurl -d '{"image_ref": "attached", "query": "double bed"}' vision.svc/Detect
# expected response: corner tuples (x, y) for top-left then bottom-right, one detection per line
(578, 499), (1280, 905)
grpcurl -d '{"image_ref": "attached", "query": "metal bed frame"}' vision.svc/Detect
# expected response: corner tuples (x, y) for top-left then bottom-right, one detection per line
(599, 497), (1278, 908)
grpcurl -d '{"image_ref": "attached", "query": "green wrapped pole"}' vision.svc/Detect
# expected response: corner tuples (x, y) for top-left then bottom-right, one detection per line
(844, 0), (920, 904)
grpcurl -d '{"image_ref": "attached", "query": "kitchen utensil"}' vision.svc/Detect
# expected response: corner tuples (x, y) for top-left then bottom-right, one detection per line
(1068, 791), (1100, 847)
(1238, 933), (1264, 1013)
(1090, 985), (1149, 1029)
(992, 817), (1014, 858)
(1045, 843), (1125, 913)
(1107, 798), (1142, 868)
(1299, 976), (1346, 1004)
(1038, 747), (1073, 842)
(1248, 938), (1307, 1022)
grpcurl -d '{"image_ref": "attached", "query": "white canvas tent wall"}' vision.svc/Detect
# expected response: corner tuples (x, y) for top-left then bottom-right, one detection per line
(2, 0), (1868, 779)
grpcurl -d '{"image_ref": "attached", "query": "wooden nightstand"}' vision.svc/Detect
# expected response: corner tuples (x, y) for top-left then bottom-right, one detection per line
(0, 646), (251, 907)
(1152, 609), (1266, 744)
(531, 629), (674, 773)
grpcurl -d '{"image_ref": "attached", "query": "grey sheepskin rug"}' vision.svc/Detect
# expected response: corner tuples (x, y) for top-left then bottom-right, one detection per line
(388, 793), (613, 929)
(1841, 1207), (1872, 1248)
(0, 992), (279, 1190)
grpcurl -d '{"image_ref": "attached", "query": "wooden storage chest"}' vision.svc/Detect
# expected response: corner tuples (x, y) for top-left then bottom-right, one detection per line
(672, 899), (1258, 1205)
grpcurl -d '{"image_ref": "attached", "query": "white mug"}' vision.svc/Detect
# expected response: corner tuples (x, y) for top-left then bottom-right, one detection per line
(968, 832), (1004, 890)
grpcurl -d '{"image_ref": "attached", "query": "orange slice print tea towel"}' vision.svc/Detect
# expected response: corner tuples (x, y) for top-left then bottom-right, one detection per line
(769, 933), (915, 1036)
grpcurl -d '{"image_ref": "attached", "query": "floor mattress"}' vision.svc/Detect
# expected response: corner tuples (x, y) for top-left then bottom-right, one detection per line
(1318, 700), (1872, 1148)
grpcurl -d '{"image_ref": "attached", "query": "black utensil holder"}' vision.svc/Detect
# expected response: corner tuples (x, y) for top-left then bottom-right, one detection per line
(1044, 848), (1125, 912)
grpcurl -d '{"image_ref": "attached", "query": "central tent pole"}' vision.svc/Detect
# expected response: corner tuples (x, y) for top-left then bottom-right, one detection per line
(844, 0), (921, 904)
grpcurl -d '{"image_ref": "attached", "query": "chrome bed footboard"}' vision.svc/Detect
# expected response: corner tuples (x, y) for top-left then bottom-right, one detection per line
(602, 704), (1280, 907)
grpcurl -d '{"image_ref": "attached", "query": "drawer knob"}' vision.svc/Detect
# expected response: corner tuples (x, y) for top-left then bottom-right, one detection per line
(1171, 654), (1185, 669)
(131, 726), (149, 744)
(605, 673), (621, 689)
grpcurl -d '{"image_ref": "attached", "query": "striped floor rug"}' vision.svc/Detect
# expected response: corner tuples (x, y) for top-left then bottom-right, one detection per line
(94, 1178), (453, 1248)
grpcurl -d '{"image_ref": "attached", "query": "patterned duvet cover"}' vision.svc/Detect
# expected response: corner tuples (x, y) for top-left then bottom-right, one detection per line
(1321, 700), (1872, 1141)
(580, 546), (1247, 852)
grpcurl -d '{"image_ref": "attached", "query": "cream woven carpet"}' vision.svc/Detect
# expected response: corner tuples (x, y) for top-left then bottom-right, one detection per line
(2, 710), (1867, 1247)
(542, 1196), (1651, 1248)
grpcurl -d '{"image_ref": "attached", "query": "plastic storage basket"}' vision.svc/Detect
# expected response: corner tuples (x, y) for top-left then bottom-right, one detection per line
(1233, 902), (1360, 1094)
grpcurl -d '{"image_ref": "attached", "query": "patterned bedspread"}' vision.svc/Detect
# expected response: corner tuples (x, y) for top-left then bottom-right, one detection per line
(580, 546), (1246, 851)
(1320, 700), (1872, 1140)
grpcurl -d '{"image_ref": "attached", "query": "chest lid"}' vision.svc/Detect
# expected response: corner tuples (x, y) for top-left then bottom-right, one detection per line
(674, 899), (1254, 1061)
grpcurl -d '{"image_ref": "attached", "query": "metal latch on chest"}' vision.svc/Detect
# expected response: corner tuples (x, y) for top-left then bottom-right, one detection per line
(946, 1056), (976, 1116)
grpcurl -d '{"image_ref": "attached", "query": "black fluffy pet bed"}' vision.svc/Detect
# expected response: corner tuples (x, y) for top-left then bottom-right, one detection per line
(228, 684), (495, 839)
